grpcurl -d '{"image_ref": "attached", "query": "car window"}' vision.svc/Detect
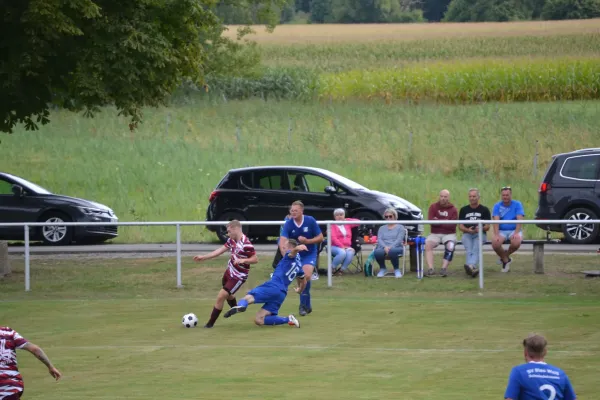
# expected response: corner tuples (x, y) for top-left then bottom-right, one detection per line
(253, 171), (284, 190)
(239, 172), (253, 189)
(561, 155), (600, 180)
(216, 173), (238, 189)
(0, 179), (13, 195)
(304, 173), (333, 193)
(288, 172), (308, 192)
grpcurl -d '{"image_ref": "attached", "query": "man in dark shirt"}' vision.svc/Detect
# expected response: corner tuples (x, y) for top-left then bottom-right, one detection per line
(425, 189), (458, 277)
(458, 188), (491, 278)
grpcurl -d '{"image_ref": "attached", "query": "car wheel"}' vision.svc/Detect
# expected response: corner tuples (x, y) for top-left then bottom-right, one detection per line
(562, 208), (600, 245)
(39, 212), (73, 246)
(351, 211), (380, 237)
(216, 212), (248, 243)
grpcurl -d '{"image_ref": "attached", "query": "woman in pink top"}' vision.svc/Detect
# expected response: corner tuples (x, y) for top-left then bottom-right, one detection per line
(331, 208), (360, 274)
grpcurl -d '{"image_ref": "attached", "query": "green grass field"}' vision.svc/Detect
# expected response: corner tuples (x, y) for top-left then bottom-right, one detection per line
(2, 253), (600, 399)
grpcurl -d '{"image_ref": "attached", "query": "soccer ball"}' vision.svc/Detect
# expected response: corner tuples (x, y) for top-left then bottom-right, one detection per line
(182, 313), (198, 328)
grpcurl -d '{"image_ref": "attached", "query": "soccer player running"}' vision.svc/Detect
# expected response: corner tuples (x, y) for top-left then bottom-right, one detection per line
(0, 326), (62, 400)
(504, 334), (577, 400)
(223, 239), (306, 328)
(193, 220), (258, 328)
(278, 200), (324, 317)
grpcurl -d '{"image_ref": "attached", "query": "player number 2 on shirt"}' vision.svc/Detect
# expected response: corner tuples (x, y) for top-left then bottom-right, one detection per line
(540, 384), (556, 400)
(285, 265), (298, 282)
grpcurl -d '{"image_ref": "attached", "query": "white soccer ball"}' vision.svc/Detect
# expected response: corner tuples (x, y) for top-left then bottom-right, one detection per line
(182, 313), (198, 328)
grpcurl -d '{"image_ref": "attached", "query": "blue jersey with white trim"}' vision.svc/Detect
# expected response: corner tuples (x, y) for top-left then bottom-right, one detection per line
(269, 250), (305, 292)
(504, 362), (576, 400)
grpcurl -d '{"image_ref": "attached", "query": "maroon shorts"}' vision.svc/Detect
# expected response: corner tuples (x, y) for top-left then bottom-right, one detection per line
(2, 391), (23, 400)
(221, 269), (246, 295)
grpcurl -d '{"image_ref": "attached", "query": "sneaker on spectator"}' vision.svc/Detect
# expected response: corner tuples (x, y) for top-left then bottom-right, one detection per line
(501, 258), (512, 273)
(464, 264), (474, 276)
(394, 269), (402, 279)
(377, 269), (387, 278)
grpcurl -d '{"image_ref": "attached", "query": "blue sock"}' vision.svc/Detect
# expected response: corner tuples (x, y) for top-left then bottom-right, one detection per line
(301, 280), (311, 309)
(264, 315), (289, 325)
(238, 299), (248, 308)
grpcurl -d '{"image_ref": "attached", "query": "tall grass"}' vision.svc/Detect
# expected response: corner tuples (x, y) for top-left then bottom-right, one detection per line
(319, 58), (600, 103)
(260, 34), (600, 72)
(3, 100), (599, 243)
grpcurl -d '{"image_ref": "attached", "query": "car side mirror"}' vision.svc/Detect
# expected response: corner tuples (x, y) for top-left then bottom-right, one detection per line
(324, 186), (336, 194)
(11, 185), (24, 198)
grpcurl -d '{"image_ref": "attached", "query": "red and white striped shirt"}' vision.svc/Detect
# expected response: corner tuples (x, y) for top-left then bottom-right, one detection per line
(0, 327), (28, 398)
(224, 234), (255, 279)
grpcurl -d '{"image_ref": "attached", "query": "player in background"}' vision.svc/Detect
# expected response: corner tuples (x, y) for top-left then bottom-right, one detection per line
(223, 239), (306, 328)
(278, 200), (324, 316)
(0, 326), (62, 400)
(193, 220), (258, 328)
(504, 334), (576, 400)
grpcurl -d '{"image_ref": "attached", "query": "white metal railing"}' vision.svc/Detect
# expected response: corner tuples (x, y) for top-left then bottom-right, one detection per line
(1, 219), (598, 292)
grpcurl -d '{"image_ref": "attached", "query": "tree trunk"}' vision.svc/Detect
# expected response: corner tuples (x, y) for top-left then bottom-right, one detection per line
(0, 241), (10, 277)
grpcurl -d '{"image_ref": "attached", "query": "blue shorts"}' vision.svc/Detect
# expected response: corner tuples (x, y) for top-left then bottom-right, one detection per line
(299, 252), (317, 270)
(248, 283), (287, 315)
(499, 230), (523, 242)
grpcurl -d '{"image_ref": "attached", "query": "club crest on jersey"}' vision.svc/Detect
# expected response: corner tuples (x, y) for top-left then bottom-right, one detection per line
(303, 227), (308, 232)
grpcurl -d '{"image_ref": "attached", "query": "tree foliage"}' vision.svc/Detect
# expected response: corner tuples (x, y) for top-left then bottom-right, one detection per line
(443, 0), (532, 21)
(1, 0), (283, 133)
(541, 0), (600, 19)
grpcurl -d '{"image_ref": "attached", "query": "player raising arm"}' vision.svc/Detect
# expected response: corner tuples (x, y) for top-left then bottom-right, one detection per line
(223, 239), (307, 328)
(193, 220), (258, 328)
(0, 326), (61, 400)
(504, 334), (576, 400)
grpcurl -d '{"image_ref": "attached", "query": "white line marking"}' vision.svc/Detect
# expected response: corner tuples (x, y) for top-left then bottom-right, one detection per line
(50, 344), (594, 355)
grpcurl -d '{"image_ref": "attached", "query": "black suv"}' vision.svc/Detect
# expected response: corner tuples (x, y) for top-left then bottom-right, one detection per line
(535, 148), (600, 244)
(206, 166), (424, 243)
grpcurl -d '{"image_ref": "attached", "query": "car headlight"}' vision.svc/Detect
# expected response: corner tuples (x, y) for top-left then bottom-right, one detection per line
(78, 207), (110, 216)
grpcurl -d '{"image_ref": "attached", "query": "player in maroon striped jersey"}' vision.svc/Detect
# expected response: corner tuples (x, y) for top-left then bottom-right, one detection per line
(193, 220), (258, 328)
(0, 326), (61, 400)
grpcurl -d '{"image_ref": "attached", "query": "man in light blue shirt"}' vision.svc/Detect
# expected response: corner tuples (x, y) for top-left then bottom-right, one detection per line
(492, 187), (525, 273)
(504, 334), (576, 400)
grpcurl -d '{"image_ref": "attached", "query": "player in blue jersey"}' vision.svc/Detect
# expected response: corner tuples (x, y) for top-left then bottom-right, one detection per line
(504, 334), (577, 400)
(223, 239), (307, 328)
(278, 200), (324, 317)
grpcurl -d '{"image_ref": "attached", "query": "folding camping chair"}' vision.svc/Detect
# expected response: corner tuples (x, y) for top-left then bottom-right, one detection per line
(365, 231), (410, 277)
(316, 226), (363, 276)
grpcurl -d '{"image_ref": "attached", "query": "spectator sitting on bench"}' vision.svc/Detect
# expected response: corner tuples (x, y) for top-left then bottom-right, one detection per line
(330, 208), (360, 275)
(425, 189), (458, 277)
(458, 188), (490, 278)
(492, 186), (525, 273)
(375, 208), (406, 279)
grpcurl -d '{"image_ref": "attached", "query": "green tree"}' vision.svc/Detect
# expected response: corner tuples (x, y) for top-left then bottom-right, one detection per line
(1, 0), (283, 134)
(310, 0), (333, 21)
(444, 0), (532, 21)
(542, 0), (600, 19)
(422, 0), (452, 21)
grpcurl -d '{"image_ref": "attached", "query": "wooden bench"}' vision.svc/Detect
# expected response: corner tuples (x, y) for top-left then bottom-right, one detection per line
(406, 239), (560, 274)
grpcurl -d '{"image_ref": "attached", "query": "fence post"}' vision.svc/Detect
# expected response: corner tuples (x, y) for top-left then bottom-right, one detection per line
(327, 222), (332, 288)
(478, 222), (484, 290)
(176, 223), (183, 288)
(25, 225), (30, 292)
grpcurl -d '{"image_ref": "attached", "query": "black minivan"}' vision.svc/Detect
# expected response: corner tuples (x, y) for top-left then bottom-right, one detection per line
(206, 166), (424, 243)
(535, 148), (600, 244)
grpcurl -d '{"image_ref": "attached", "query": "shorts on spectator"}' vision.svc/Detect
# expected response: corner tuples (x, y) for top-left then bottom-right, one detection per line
(498, 230), (523, 242)
(426, 233), (457, 246)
